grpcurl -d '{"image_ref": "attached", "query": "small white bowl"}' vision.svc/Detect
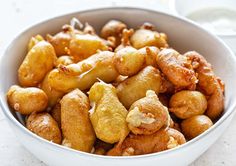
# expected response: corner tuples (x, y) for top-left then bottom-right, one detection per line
(0, 7), (236, 166)
(170, 0), (236, 53)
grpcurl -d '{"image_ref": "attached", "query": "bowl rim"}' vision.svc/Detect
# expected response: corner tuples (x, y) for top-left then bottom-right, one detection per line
(1, 6), (236, 160)
(169, 0), (236, 37)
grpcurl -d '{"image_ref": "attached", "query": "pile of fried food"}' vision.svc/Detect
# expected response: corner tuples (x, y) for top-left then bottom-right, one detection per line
(6, 18), (224, 156)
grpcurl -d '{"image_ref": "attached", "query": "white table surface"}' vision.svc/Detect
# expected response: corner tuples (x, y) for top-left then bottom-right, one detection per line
(0, 0), (235, 165)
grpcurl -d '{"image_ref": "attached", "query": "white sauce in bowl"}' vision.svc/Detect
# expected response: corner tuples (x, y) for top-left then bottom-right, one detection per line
(187, 8), (236, 36)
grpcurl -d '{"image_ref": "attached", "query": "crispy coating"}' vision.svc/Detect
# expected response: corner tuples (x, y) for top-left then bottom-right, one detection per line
(169, 90), (207, 119)
(185, 51), (224, 120)
(126, 90), (169, 135)
(181, 115), (213, 140)
(115, 29), (134, 52)
(60, 89), (95, 152)
(130, 23), (168, 49)
(157, 48), (197, 90)
(114, 46), (145, 76)
(48, 51), (119, 92)
(100, 20), (127, 47)
(55, 55), (74, 67)
(89, 82), (129, 144)
(28, 35), (44, 51)
(18, 41), (57, 87)
(7, 85), (48, 115)
(50, 103), (61, 128)
(112, 75), (128, 87)
(138, 46), (159, 68)
(40, 73), (64, 109)
(69, 34), (108, 62)
(159, 75), (175, 94)
(26, 112), (61, 144)
(107, 128), (186, 156)
(46, 25), (82, 56)
(117, 66), (162, 109)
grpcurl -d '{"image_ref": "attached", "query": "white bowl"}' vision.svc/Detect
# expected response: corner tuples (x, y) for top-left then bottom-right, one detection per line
(0, 7), (236, 166)
(170, 0), (236, 53)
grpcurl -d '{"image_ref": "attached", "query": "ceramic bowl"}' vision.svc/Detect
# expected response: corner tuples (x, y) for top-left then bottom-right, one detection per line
(0, 7), (236, 166)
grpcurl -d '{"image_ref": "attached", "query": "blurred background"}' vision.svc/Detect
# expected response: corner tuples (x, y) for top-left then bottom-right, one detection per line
(0, 0), (235, 165)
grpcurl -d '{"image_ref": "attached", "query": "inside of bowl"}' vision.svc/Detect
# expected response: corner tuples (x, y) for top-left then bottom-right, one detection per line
(0, 8), (236, 126)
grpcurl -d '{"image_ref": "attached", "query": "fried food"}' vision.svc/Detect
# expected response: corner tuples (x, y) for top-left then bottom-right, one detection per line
(18, 41), (57, 87)
(181, 115), (213, 140)
(157, 48), (197, 90)
(55, 55), (74, 67)
(89, 82), (129, 144)
(60, 89), (95, 152)
(26, 112), (61, 144)
(46, 25), (82, 56)
(40, 73), (64, 109)
(185, 51), (224, 120)
(138, 46), (159, 68)
(28, 35), (44, 51)
(169, 90), (207, 119)
(7, 85), (48, 115)
(126, 90), (169, 135)
(7, 19), (225, 156)
(101, 20), (127, 47)
(107, 128), (186, 156)
(117, 66), (162, 109)
(69, 34), (108, 62)
(159, 75), (175, 94)
(114, 46), (145, 76)
(130, 23), (168, 49)
(48, 51), (119, 92)
(115, 29), (134, 52)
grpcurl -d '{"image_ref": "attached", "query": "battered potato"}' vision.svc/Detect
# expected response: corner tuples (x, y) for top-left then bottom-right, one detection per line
(181, 115), (213, 140)
(28, 35), (44, 51)
(18, 41), (57, 87)
(107, 128), (186, 156)
(126, 90), (169, 135)
(26, 112), (61, 144)
(185, 51), (224, 120)
(48, 51), (119, 92)
(112, 75), (128, 87)
(7, 19), (225, 156)
(114, 46), (145, 76)
(101, 20), (127, 47)
(117, 66), (162, 109)
(60, 89), (95, 152)
(169, 90), (207, 119)
(159, 75), (175, 94)
(55, 55), (74, 67)
(69, 34), (109, 62)
(89, 82), (129, 144)
(130, 23), (168, 49)
(46, 25), (82, 56)
(157, 48), (197, 90)
(40, 73), (64, 109)
(7, 85), (48, 115)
